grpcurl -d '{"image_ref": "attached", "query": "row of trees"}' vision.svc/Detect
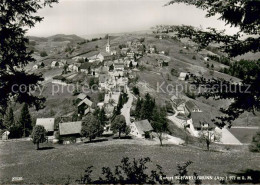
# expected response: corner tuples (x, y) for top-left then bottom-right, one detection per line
(1, 103), (32, 138)
(81, 113), (129, 141)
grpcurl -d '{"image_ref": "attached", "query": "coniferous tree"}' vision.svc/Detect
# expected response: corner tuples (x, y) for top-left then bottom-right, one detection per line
(3, 106), (14, 130)
(0, 0), (57, 114)
(19, 103), (32, 137)
(135, 98), (143, 119)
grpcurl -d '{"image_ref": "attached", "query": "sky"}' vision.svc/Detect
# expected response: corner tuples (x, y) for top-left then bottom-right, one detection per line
(27, 0), (239, 37)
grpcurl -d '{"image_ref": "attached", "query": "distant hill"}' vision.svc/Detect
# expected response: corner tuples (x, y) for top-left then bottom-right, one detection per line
(27, 36), (48, 42)
(47, 34), (85, 43)
(81, 30), (152, 40)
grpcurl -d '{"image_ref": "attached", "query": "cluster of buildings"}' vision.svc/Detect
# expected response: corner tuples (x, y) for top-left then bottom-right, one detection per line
(170, 95), (216, 138)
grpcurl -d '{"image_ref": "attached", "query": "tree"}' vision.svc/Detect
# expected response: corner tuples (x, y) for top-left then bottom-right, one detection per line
(152, 107), (168, 146)
(40, 51), (48, 57)
(111, 115), (126, 138)
(3, 106), (14, 130)
(81, 114), (103, 142)
(199, 129), (221, 151)
(18, 103), (32, 137)
(132, 86), (140, 96)
(0, 0), (57, 115)
(249, 130), (260, 152)
(129, 61), (133, 69)
(140, 93), (155, 120)
(135, 98), (143, 119)
(166, 0), (260, 128)
(97, 107), (107, 128)
(32, 125), (46, 150)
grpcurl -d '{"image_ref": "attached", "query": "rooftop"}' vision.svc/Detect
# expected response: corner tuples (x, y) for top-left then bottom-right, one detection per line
(59, 121), (82, 136)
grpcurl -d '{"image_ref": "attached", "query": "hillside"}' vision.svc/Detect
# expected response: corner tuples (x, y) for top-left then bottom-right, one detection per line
(25, 32), (260, 128)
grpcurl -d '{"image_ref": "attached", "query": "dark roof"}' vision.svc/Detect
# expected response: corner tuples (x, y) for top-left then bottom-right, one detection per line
(80, 62), (92, 69)
(59, 121), (82, 136)
(185, 100), (199, 111)
(191, 112), (215, 129)
(172, 99), (185, 106)
(134, 119), (153, 135)
(53, 75), (66, 81)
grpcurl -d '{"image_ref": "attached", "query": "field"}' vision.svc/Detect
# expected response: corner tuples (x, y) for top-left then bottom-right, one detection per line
(0, 139), (260, 184)
(229, 127), (259, 144)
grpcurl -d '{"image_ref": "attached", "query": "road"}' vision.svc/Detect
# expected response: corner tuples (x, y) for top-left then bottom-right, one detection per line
(121, 86), (133, 125)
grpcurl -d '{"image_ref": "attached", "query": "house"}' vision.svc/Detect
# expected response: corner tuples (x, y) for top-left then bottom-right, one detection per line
(77, 97), (93, 115)
(73, 56), (86, 62)
(111, 50), (117, 55)
(191, 112), (216, 132)
(52, 75), (67, 86)
(130, 119), (153, 138)
(158, 59), (168, 67)
(2, 131), (10, 140)
(97, 52), (113, 62)
(126, 41), (132, 47)
(68, 63), (81, 72)
(51, 61), (58, 68)
(36, 118), (55, 135)
(80, 63), (91, 73)
(33, 62), (44, 69)
(77, 93), (87, 101)
(33, 64), (39, 70)
(114, 63), (125, 71)
(104, 91), (120, 106)
(88, 54), (101, 63)
(185, 100), (202, 113)
(59, 60), (67, 68)
(178, 72), (188, 81)
(104, 60), (113, 67)
(59, 121), (82, 143)
(204, 57), (210, 61)
(172, 99), (186, 113)
(126, 51), (135, 59)
(149, 47), (156, 53)
(99, 74), (107, 89)
(121, 48), (130, 55)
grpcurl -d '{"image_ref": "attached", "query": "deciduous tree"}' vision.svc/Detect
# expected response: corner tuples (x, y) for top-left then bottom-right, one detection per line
(32, 125), (46, 150)
(81, 114), (102, 142)
(111, 115), (127, 138)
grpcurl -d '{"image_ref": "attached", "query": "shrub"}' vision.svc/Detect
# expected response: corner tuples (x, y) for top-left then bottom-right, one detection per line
(249, 131), (260, 152)
(40, 51), (48, 57)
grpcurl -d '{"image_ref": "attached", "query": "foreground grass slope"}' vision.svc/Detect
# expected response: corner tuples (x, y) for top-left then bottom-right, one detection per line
(0, 140), (259, 184)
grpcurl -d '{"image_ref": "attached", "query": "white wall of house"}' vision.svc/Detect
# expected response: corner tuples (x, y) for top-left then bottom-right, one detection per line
(130, 123), (144, 138)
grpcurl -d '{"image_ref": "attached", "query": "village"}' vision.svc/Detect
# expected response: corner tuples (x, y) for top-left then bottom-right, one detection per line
(7, 34), (244, 148)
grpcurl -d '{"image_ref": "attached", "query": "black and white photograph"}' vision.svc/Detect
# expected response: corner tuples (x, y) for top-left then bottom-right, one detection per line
(0, 0), (260, 184)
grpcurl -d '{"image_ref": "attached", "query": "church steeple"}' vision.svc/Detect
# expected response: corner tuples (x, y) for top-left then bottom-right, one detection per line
(106, 35), (110, 53)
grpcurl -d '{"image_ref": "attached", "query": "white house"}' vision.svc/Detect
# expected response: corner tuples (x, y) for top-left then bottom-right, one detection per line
(130, 119), (153, 138)
(172, 99), (186, 113)
(178, 72), (188, 81)
(51, 61), (58, 68)
(36, 118), (55, 135)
